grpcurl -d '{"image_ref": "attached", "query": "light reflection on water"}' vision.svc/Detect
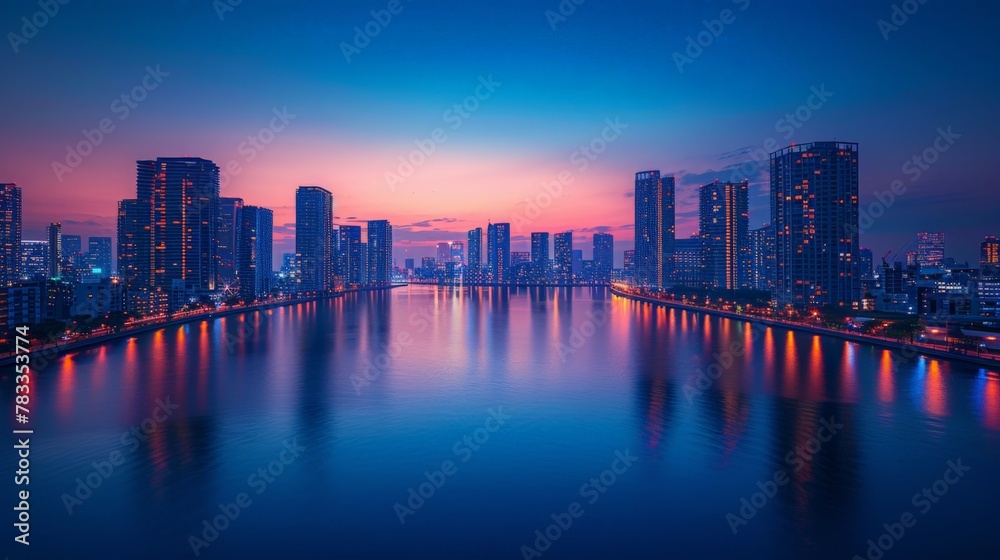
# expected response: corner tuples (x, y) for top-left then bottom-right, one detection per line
(6, 285), (999, 559)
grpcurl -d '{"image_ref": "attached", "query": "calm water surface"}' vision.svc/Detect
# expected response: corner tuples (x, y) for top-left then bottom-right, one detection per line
(7, 285), (1000, 559)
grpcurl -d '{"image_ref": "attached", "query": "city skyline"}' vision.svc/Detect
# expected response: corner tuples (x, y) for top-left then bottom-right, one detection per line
(3, 2), (997, 264)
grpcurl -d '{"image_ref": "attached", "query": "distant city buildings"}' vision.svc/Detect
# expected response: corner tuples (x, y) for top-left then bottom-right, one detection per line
(554, 232), (573, 284)
(917, 232), (945, 270)
(46, 222), (62, 279)
(981, 235), (999, 272)
(771, 142), (860, 308)
(593, 233), (614, 284)
(88, 237), (113, 278)
(749, 225), (775, 292)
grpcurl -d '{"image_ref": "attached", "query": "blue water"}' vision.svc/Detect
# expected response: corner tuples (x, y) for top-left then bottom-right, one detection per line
(5, 285), (1000, 559)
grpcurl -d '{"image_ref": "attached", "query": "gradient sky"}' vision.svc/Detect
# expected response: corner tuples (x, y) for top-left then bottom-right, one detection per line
(2, 0), (998, 266)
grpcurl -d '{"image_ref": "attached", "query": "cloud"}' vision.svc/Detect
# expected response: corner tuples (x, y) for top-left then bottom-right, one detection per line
(623, 190), (634, 198)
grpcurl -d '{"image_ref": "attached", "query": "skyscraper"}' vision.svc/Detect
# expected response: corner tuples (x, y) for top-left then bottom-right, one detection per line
(623, 249), (635, 279)
(116, 198), (146, 288)
(46, 222), (62, 279)
(295, 186), (333, 293)
(468, 228), (482, 270)
(238, 206), (273, 300)
(858, 247), (874, 280)
(530, 232), (550, 284)
(436, 242), (452, 268)
(20, 241), (47, 281)
(450, 241), (464, 265)
(487, 223), (510, 284)
(634, 171), (675, 288)
(771, 142), (860, 308)
(338, 225), (363, 285)
(0, 183), (21, 287)
(367, 220), (393, 285)
(916, 232), (945, 270)
(674, 235), (703, 288)
(593, 233), (614, 284)
(749, 225), (776, 292)
(137, 157), (221, 294)
(87, 237), (113, 278)
(554, 232), (573, 284)
(982, 235), (1000, 272)
(699, 180), (749, 290)
(218, 197), (244, 290)
(62, 234), (82, 276)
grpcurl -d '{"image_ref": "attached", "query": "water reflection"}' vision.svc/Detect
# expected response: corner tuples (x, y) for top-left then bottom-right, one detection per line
(10, 287), (1000, 559)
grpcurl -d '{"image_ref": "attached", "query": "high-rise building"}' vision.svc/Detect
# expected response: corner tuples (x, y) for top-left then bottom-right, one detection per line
(137, 157), (221, 296)
(674, 235), (702, 288)
(511, 251), (531, 283)
(116, 199), (146, 288)
(20, 241), (47, 281)
(468, 228), (483, 270)
(87, 237), (113, 278)
(436, 242), (451, 268)
(771, 142), (860, 308)
(0, 183), (21, 287)
(218, 197), (244, 290)
(634, 171), (675, 288)
(450, 241), (464, 265)
(487, 223), (510, 284)
(62, 234), (82, 276)
(46, 222), (62, 279)
(916, 232), (945, 270)
(367, 220), (392, 286)
(404, 258), (415, 271)
(530, 232), (550, 284)
(553, 232), (573, 284)
(623, 249), (635, 278)
(749, 225), (776, 292)
(593, 233), (614, 284)
(979, 235), (999, 272)
(338, 225), (363, 285)
(295, 186), (333, 293)
(238, 206), (273, 300)
(699, 180), (749, 290)
(571, 249), (583, 279)
(858, 247), (874, 280)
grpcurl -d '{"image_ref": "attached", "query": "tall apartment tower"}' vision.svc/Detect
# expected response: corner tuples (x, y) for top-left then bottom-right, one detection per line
(367, 220), (393, 286)
(238, 206), (273, 300)
(295, 186), (333, 293)
(593, 233), (614, 284)
(916, 232), (945, 270)
(530, 232), (550, 284)
(771, 142), (860, 308)
(699, 180), (749, 290)
(0, 183), (22, 287)
(554, 232), (573, 284)
(634, 171), (675, 288)
(487, 223), (511, 284)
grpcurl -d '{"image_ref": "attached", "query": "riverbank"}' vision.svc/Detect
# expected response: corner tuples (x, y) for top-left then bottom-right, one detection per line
(1, 284), (404, 368)
(610, 286), (1000, 371)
